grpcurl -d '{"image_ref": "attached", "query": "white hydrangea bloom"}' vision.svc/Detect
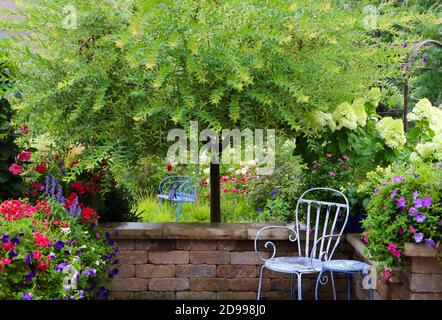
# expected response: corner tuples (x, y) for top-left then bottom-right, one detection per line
(409, 152), (422, 163)
(376, 117), (406, 149)
(364, 87), (382, 107)
(407, 98), (442, 134)
(352, 98), (367, 127)
(333, 102), (358, 130)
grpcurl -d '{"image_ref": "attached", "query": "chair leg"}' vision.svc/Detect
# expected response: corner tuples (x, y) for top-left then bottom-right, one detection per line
(290, 274), (294, 300)
(347, 273), (351, 300)
(257, 266), (265, 300)
(314, 270), (324, 300)
(296, 273), (303, 300)
(175, 202), (182, 221)
(330, 270), (336, 300)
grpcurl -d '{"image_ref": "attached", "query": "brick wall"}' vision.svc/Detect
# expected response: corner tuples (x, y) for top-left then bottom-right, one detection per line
(104, 223), (355, 300)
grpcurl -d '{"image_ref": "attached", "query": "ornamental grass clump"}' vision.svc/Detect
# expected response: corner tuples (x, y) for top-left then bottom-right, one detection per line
(0, 194), (118, 299)
(362, 163), (442, 280)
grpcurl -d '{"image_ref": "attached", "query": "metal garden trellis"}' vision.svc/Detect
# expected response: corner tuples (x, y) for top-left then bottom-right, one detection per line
(402, 39), (442, 132)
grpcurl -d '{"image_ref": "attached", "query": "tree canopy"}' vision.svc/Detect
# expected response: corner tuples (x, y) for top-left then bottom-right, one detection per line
(0, 0), (439, 186)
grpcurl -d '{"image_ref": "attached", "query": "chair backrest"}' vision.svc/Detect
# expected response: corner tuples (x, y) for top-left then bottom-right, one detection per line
(294, 188), (349, 260)
(159, 176), (198, 200)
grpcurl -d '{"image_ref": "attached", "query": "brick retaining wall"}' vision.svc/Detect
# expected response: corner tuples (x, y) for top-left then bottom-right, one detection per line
(104, 223), (355, 300)
(348, 234), (442, 300)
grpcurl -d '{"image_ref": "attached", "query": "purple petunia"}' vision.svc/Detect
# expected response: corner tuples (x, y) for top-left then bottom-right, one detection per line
(374, 187), (380, 194)
(424, 238), (435, 248)
(25, 272), (34, 282)
(391, 176), (406, 183)
(440, 219), (442, 226)
(408, 207), (418, 217)
(422, 56), (427, 63)
(412, 172), (420, 178)
(78, 290), (84, 299)
(22, 292), (33, 300)
(54, 263), (69, 273)
(25, 254), (31, 265)
(8, 250), (18, 258)
(1, 234), (10, 243)
(413, 191), (419, 200)
(83, 268), (97, 277)
(396, 197), (406, 209)
(414, 198), (423, 208)
(415, 214), (426, 223)
(391, 189), (397, 199)
(10, 237), (20, 245)
(421, 196), (432, 207)
(414, 232), (424, 243)
(55, 240), (65, 250)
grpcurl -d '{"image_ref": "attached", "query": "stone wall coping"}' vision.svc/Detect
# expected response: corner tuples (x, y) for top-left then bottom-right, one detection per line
(102, 222), (307, 240)
(346, 233), (440, 259)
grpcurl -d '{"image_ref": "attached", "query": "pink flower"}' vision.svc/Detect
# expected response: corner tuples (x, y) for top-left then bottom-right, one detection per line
(381, 269), (391, 281)
(222, 187), (228, 193)
(9, 163), (22, 175)
(362, 235), (369, 244)
(342, 155), (350, 161)
(19, 125), (30, 134)
(311, 163), (318, 171)
(325, 152), (333, 158)
(232, 188), (238, 193)
(409, 225), (416, 233)
(328, 171), (336, 177)
(18, 151), (32, 162)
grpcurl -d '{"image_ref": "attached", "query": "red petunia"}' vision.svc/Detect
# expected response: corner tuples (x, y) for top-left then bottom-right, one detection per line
(33, 233), (51, 247)
(2, 243), (15, 251)
(1, 258), (12, 265)
(167, 164), (173, 172)
(35, 163), (48, 173)
(32, 250), (42, 260)
(37, 261), (49, 270)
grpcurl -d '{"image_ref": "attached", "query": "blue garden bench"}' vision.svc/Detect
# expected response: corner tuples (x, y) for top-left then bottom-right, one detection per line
(158, 176), (198, 221)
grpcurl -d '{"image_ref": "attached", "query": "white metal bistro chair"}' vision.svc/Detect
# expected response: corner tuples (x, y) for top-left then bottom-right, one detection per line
(254, 188), (350, 300)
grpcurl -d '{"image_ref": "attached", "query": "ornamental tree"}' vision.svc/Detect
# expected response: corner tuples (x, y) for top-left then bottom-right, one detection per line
(0, 0), (437, 220)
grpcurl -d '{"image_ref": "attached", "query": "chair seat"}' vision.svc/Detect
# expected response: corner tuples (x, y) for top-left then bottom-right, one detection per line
(321, 259), (370, 273)
(264, 256), (323, 273)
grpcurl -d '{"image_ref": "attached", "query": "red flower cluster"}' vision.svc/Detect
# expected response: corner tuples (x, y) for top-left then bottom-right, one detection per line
(167, 164), (174, 172)
(0, 258), (12, 272)
(71, 181), (87, 195)
(18, 151), (32, 162)
(33, 232), (51, 247)
(71, 177), (104, 196)
(81, 207), (98, 224)
(35, 163), (48, 173)
(0, 200), (37, 221)
(64, 192), (79, 209)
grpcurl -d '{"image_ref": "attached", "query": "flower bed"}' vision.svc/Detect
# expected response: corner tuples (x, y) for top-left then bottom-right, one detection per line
(0, 181), (119, 300)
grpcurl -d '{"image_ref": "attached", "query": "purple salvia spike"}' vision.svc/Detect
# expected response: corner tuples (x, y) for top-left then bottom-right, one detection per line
(50, 176), (57, 197)
(45, 175), (51, 195)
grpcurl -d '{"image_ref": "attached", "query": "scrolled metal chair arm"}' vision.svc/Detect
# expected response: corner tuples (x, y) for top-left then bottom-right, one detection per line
(309, 234), (341, 271)
(254, 225), (298, 263)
